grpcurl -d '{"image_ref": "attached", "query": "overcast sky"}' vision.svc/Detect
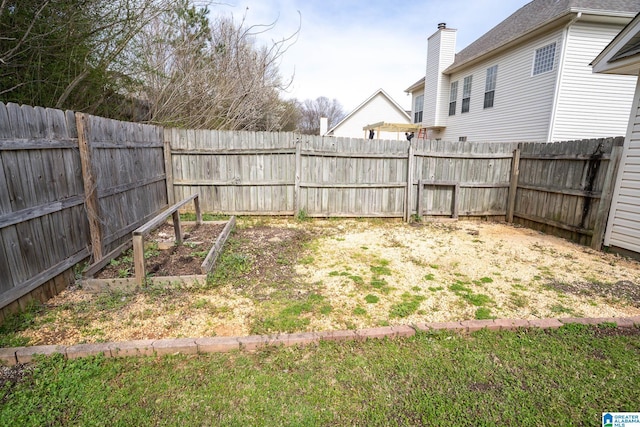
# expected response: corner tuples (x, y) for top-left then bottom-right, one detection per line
(216, 0), (531, 112)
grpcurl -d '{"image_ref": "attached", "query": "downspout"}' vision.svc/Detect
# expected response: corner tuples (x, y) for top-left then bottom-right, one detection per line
(547, 12), (582, 142)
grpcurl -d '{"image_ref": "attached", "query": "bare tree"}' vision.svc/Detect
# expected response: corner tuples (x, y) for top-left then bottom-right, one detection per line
(134, 2), (299, 130)
(297, 97), (346, 135)
(0, 0), (300, 128)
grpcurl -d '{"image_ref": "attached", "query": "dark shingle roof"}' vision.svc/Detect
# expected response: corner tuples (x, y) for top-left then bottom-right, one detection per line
(404, 76), (425, 93)
(444, 0), (640, 73)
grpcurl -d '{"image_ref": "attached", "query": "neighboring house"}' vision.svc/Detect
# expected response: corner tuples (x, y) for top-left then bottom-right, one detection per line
(592, 12), (640, 257)
(325, 89), (413, 140)
(406, 0), (640, 142)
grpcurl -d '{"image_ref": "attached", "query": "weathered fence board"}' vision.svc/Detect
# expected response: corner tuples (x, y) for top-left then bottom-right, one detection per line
(0, 103), (89, 307)
(0, 103), (167, 313)
(299, 136), (408, 217)
(165, 131), (620, 238)
(83, 114), (167, 255)
(170, 128), (297, 214)
(412, 140), (518, 218)
(513, 137), (620, 245)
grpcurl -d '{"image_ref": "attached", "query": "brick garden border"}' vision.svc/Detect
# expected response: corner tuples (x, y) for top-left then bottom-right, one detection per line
(1, 316), (639, 366)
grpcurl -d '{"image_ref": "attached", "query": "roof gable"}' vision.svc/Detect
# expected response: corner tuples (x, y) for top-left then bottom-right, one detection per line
(326, 89), (410, 135)
(592, 11), (640, 74)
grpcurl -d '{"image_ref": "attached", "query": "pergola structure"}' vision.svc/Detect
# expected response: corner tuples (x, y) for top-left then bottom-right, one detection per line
(362, 122), (422, 140)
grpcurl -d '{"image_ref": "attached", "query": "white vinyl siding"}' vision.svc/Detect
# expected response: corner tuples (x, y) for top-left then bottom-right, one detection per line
(441, 29), (563, 142)
(423, 29), (456, 128)
(551, 21), (637, 141)
(604, 76), (640, 253)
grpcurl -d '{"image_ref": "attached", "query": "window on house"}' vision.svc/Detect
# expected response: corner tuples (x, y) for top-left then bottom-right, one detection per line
(484, 65), (497, 109)
(461, 76), (472, 113)
(449, 81), (458, 116)
(459, 136), (467, 142)
(532, 42), (556, 75)
(414, 94), (424, 123)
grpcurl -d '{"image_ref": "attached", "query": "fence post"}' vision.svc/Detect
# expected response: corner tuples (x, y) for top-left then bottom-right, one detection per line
(417, 179), (424, 220)
(453, 183), (460, 219)
(132, 234), (145, 285)
(163, 127), (175, 205)
(294, 137), (302, 217)
(405, 140), (415, 222)
(591, 136), (624, 250)
(76, 112), (103, 261)
(506, 147), (521, 223)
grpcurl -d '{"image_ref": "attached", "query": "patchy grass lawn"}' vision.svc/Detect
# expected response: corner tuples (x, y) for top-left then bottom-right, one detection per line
(1, 325), (639, 426)
(2, 217), (640, 347)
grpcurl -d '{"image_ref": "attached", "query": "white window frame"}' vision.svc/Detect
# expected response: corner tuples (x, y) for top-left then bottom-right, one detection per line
(414, 94), (424, 123)
(461, 75), (472, 113)
(532, 42), (556, 76)
(449, 81), (458, 116)
(484, 65), (497, 109)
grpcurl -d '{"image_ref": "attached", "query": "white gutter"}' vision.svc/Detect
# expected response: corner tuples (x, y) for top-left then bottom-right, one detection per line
(547, 12), (582, 142)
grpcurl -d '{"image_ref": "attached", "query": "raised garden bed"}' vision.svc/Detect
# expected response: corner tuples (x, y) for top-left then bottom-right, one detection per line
(95, 222), (226, 279)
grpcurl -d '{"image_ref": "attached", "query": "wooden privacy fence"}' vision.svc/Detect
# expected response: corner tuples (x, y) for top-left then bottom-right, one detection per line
(0, 104), (89, 314)
(0, 103), (167, 316)
(512, 137), (624, 247)
(0, 101), (625, 317)
(409, 140), (518, 220)
(166, 129), (621, 249)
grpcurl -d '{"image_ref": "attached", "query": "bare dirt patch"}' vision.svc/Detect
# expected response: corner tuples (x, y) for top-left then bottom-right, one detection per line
(544, 279), (640, 306)
(10, 218), (640, 346)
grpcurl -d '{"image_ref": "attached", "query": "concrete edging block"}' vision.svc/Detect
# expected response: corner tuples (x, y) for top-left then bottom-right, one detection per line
(109, 340), (155, 357)
(66, 343), (112, 359)
(528, 318), (563, 329)
(237, 335), (275, 351)
(606, 317), (637, 328)
(318, 330), (358, 341)
(6, 316), (639, 363)
(0, 347), (20, 366)
(425, 321), (467, 331)
(356, 327), (395, 340)
(196, 337), (240, 353)
(280, 332), (319, 347)
(412, 323), (431, 333)
(152, 338), (198, 356)
(492, 318), (530, 330)
(392, 325), (416, 337)
(460, 319), (500, 332)
(16, 345), (66, 363)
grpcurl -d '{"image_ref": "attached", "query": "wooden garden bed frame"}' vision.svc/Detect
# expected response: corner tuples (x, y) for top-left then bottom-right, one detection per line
(132, 194), (201, 284)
